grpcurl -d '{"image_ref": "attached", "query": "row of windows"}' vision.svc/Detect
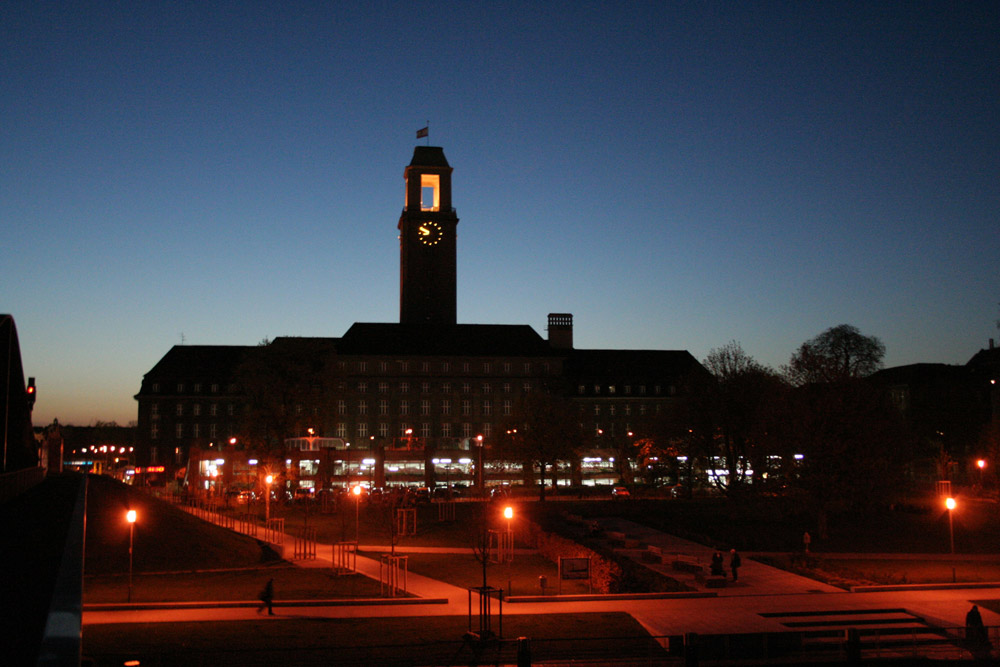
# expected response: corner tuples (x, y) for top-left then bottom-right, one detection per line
(579, 384), (674, 396)
(342, 360), (550, 375)
(158, 422), (496, 441)
(343, 381), (532, 394)
(155, 398), (664, 420)
(148, 383), (235, 395)
(591, 403), (654, 417)
(151, 423), (232, 440)
(336, 399), (514, 417)
(334, 422), (495, 439)
(151, 403), (240, 418)
(157, 415), (656, 443)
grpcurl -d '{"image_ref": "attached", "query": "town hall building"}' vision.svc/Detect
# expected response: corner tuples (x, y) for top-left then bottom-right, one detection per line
(133, 147), (706, 494)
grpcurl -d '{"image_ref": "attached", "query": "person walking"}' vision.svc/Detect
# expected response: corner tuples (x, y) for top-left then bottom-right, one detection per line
(258, 578), (275, 615)
(730, 549), (742, 582)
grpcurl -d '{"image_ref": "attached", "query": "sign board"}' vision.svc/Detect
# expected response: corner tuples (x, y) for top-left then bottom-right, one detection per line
(560, 557), (590, 580)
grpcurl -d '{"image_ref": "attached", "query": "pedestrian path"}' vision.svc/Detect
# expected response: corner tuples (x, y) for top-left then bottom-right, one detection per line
(589, 517), (844, 597)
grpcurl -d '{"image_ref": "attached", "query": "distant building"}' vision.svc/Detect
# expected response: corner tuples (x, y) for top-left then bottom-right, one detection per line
(134, 147), (706, 493)
(871, 339), (1000, 482)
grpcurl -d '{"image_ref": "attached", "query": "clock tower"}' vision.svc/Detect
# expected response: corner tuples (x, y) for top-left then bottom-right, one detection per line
(398, 146), (459, 325)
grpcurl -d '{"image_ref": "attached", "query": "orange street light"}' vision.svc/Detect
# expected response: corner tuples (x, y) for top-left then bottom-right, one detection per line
(945, 497), (957, 554)
(126, 509), (137, 602)
(265, 474), (274, 521)
(352, 484), (363, 542)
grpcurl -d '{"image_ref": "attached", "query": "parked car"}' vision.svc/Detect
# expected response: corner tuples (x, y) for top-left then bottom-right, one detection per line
(612, 486), (631, 499)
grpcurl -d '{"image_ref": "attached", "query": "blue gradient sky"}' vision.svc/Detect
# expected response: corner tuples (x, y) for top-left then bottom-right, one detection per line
(3, 2), (998, 426)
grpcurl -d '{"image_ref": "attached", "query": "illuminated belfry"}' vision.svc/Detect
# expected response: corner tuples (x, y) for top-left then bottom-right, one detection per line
(398, 146), (459, 325)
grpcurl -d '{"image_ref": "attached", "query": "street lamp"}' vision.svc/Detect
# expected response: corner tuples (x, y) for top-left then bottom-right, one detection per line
(504, 505), (515, 571)
(476, 435), (484, 495)
(945, 496), (956, 554)
(126, 509), (137, 602)
(265, 474), (273, 521)
(352, 484), (362, 542)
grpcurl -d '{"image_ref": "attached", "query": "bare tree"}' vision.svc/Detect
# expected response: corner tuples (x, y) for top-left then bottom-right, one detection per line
(507, 390), (583, 501)
(690, 342), (784, 497)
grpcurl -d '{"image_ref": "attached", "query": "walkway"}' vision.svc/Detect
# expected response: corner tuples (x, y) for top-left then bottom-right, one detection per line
(81, 502), (1000, 663)
(588, 516), (844, 597)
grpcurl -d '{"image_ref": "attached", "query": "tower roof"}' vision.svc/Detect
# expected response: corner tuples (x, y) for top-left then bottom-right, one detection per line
(409, 146), (450, 168)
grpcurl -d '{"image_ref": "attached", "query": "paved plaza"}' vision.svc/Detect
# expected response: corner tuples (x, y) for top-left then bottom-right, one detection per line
(83, 507), (1000, 657)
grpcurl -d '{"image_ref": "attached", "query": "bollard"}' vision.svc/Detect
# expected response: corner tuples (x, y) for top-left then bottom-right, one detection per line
(684, 632), (699, 667)
(846, 627), (860, 664)
(517, 636), (531, 667)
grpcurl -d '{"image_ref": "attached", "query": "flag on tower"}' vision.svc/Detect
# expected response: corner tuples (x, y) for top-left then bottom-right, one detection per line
(416, 126), (429, 139)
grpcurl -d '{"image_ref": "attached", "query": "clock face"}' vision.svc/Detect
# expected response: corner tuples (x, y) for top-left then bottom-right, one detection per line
(416, 220), (443, 246)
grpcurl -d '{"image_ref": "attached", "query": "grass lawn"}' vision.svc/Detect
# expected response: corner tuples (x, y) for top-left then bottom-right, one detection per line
(364, 551), (595, 597)
(82, 612), (664, 667)
(775, 557), (1000, 587)
(84, 564), (384, 603)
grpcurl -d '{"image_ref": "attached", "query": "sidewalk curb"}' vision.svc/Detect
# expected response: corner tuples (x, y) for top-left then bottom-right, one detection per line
(850, 582), (1000, 593)
(506, 591), (717, 603)
(84, 597), (449, 612)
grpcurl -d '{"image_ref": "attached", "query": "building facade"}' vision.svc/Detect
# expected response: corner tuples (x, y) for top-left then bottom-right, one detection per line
(134, 147), (706, 493)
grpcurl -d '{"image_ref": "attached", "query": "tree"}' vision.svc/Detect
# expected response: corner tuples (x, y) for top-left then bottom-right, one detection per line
(689, 342), (784, 497)
(235, 338), (339, 452)
(785, 324), (885, 385)
(506, 390), (583, 501)
(776, 327), (908, 537)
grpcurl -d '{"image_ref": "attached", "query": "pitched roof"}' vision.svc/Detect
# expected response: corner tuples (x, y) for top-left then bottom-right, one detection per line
(409, 146), (450, 168)
(563, 349), (706, 382)
(337, 322), (553, 356)
(141, 345), (252, 381)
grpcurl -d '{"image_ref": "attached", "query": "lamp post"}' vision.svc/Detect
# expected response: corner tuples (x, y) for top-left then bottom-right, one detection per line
(126, 509), (137, 602)
(946, 496), (956, 554)
(352, 484), (362, 542)
(476, 435), (484, 496)
(504, 505), (514, 563)
(265, 474), (273, 521)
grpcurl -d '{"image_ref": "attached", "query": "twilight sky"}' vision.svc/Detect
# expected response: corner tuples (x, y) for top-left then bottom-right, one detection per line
(3, 2), (998, 426)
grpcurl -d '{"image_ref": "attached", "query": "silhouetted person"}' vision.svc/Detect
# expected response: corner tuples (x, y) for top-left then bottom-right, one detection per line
(710, 551), (724, 576)
(258, 578), (274, 615)
(730, 549), (741, 582)
(966, 604), (987, 649)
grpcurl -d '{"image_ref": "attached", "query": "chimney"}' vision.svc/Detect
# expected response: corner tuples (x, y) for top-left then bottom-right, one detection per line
(547, 313), (573, 349)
